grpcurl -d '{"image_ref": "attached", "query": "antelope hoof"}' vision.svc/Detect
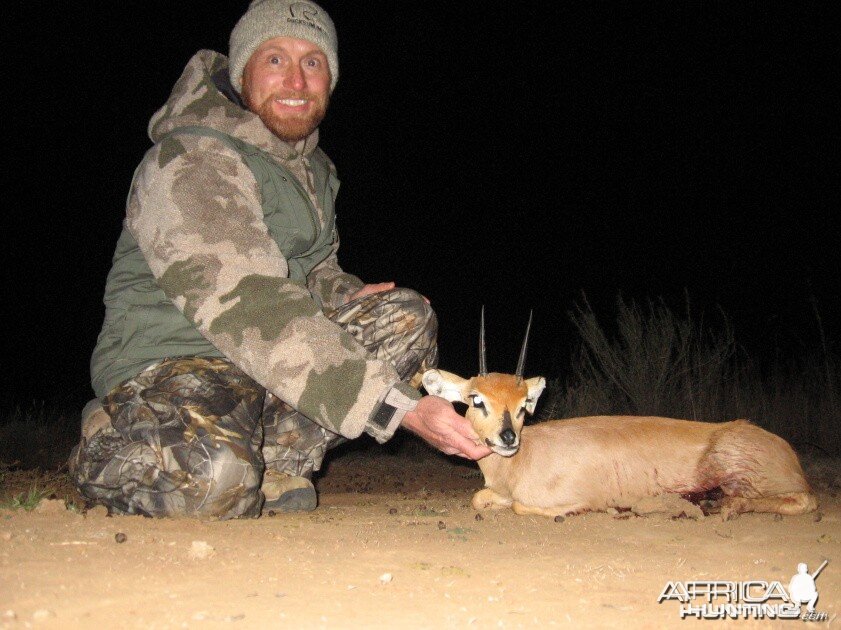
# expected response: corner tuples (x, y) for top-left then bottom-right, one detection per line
(721, 507), (741, 521)
(471, 489), (512, 511)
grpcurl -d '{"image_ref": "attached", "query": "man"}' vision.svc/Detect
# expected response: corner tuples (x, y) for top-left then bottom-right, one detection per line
(789, 563), (821, 613)
(70, 0), (490, 519)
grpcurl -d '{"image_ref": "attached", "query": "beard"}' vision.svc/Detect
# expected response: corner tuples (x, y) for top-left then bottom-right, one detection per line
(243, 81), (329, 143)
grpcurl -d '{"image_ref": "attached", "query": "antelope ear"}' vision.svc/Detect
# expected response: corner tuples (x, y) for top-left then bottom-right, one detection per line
(524, 376), (546, 414)
(422, 369), (468, 403)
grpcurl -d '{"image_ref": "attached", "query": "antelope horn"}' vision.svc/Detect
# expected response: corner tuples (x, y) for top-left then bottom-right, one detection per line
(515, 311), (533, 384)
(479, 306), (488, 377)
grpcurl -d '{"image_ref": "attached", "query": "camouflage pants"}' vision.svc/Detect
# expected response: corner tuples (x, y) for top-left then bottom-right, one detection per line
(70, 288), (437, 519)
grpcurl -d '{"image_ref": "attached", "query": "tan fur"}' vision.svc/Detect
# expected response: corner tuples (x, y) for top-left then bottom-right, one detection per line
(422, 369), (817, 520)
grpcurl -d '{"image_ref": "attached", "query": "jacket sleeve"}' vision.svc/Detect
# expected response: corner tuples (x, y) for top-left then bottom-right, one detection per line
(126, 133), (407, 441)
(306, 235), (364, 311)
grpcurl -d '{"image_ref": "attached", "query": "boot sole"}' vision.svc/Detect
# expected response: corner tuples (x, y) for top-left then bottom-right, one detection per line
(263, 488), (318, 513)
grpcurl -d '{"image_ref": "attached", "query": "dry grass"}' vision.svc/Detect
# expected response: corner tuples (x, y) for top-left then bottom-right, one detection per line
(538, 294), (841, 455)
(0, 464), (82, 511)
(0, 402), (79, 470)
(0, 402), (82, 510)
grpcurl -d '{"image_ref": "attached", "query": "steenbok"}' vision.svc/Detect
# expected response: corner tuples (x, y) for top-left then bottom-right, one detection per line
(422, 311), (817, 520)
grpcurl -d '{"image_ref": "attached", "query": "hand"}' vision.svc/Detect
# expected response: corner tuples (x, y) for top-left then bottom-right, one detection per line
(347, 282), (396, 302)
(400, 395), (492, 460)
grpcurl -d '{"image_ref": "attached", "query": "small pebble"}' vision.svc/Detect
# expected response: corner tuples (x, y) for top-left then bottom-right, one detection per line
(774, 514), (783, 521)
(33, 500), (65, 515)
(32, 609), (55, 621)
(85, 505), (109, 518)
(379, 573), (393, 584)
(388, 508), (397, 515)
(554, 515), (565, 523)
(267, 510), (276, 517)
(188, 540), (215, 560)
(813, 512), (823, 523)
(437, 521), (446, 530)
(115, 532), (127, 544)
(474, 513), (484, 521)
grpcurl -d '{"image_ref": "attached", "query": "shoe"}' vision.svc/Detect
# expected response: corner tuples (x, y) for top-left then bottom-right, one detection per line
(261, 470), (317, 513)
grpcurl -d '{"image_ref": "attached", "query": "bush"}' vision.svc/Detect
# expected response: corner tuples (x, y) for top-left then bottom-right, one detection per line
(538, 294), (840, 455)
(0, 402), (80, 470)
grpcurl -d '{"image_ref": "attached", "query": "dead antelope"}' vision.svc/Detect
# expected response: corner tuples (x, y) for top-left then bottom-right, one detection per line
(422, 311), (817, 520)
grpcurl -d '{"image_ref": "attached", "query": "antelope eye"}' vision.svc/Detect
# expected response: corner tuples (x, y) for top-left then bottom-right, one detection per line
(470, 394), (485, 408)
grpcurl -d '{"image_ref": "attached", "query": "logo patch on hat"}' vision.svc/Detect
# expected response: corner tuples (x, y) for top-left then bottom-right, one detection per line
(289, 2), (319, 22)
(287, 2), (327, 34)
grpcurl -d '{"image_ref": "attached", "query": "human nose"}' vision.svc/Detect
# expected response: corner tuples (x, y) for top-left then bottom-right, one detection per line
(282, 62), (306, 90)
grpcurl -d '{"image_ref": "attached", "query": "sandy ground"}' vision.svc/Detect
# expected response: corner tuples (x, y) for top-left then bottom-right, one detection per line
(1, 441), (839, 629)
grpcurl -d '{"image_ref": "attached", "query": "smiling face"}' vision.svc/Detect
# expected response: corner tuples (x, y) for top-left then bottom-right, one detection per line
(241, 36), (331, 143)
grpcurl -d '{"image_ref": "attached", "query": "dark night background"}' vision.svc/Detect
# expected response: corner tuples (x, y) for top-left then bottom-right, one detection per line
(3, 2), (839, 415)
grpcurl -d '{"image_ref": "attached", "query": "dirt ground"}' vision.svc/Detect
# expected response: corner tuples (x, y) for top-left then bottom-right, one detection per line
(1, 440), (839, 629)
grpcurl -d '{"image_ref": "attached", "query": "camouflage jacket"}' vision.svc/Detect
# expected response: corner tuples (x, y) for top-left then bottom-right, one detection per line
(91, 50), (418, 442)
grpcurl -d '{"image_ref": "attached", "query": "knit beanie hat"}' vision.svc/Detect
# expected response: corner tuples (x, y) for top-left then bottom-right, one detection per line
(229, 0), (339, 93)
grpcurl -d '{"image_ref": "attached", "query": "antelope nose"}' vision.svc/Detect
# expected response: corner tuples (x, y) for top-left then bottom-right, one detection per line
(499, 428), (517, 446)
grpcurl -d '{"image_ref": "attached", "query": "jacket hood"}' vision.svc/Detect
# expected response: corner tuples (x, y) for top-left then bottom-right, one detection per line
(148, 50), (319, 160)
